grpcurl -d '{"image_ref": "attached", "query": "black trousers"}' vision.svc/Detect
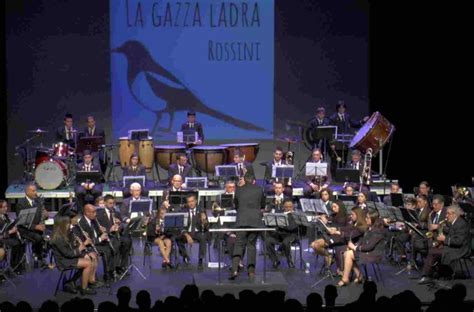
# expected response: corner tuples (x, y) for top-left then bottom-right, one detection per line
(177, 231), (209, 260)
(1, 237), (25, 269)
(18, 228), (45, 260)
(95, 244), (114, 280)
(110, 234), (132, 268)
(75, 184), (103, 212)
(231, 230), (258, 273)
(265, 233), (296, 263)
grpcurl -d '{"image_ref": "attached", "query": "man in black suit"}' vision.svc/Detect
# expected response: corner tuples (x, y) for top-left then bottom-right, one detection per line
(161, 175), (184, 211)
(329, 101), (368, 135)
(82, 115), (106, 139)
(229, 173), (266, 280)
(0, 200), (25, 273)
(97, 195), (132, 275)
(168, 153), (192, 182)
(15, 182), (49, 268)
(263, 147), (285, 185)
(120, 183), (152, 218)
(265, 199), (298, 268)
(55, 113), (77, 147)
(176, 194), (209, 269)
(308, 107), (332, 151)
(265, 182), (291, 213)
(229, 149), (255, 186)
(180, 111), (204, 144)
(75, 150), (103, 211)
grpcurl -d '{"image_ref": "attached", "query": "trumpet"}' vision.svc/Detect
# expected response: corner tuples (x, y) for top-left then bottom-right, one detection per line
(360, 148), (373, 192)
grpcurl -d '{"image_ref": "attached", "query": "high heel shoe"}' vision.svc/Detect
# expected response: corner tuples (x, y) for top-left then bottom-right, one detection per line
(353, 273), (364, 284)
(336, 279), (349, 287)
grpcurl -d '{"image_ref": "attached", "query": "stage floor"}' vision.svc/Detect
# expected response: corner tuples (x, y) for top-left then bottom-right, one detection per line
(1, 239), (472, 309)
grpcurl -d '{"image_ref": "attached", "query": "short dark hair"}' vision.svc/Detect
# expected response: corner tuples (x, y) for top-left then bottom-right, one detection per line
(24, 182), (36, 191)
(94, 196), (104, 205)
(0, 199), (7, 207)
(274, 181), (284, 187)
(243, 172), (255, 183)
(187, 111), (196, 116)
(176, 153), (187, 160)
(316, 106), (326, 114)
(312, 147), (322, 154)
(64, 113), (73, 120)
(336, 100), (346, 110)
(186, 193), (197, 201)
(234, 149), (244, 158)
(419, 181), (430, 188)
(83, 150), (92, 157)
(283, 198), (293, 205)
(432, 194), (445, 203)
(274, 146), (283, 153)
(104, 194), (115, 202)
(391, 182), (400, 188)
(405, 197), (417, 206)
(352, 149), (361, 156)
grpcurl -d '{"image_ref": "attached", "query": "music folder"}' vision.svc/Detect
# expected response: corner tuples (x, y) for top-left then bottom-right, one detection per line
(177, 129), (198, 144)
(390, 193), (404, 207)
(123, 175), (146, 189)
(128, 129), (149, 141)
(335, 168), (360, 183)
(129, 199), (153, 216)
(219, 194), (234, 209)
(313, 125), (337, 141)
(169, 191), (199, 207)
(272, 165), (294, 179)
(164, 212), (188, 229)
(337, 195), (358, 203)
(15, 207), (38, 229)
(215, 165), (238, 177)
(263, 213), (288, 227)
(299, 198), (316, 213)
(185, 177), (208, 189)
(76, 171), (102, 184)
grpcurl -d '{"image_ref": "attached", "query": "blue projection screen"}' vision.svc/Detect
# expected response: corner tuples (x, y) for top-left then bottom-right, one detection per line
(111, 0), (274, 140)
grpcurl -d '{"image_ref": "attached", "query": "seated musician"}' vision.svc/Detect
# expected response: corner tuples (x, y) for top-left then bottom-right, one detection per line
(265, 199), (298, 269)
(97, 195), (132, 275)
(75, 150), (103, 210)
(265, 182), (291, 213)
(0, 200), (25, 274)
(355, 192), (369, 211)
(303, 148), (331, 197)
(343, 184), (355, 196)
(176, 194), (210, 269)
(145, 207), (175, 269)
(161, 175), (184, 211)
(229, 149), (255, 184)
(310, 201), (348, 270)
(15, 182), (49, 268)
(329, 100), (369, 134)
(74, 204), (114, 286)
(337, 210), (385, 287)
(419, 205), (471, 283)
(212, 180), (236, 217)
(383, 182), (401, 206)
(411, 194), (432, 261)
(55, 113), (76, 148)
(168, 153), (192, 182)
(180, 111), (204, 145)
(50, 216), (99, 295)
(263, 147), (291, 194)
(123, 153), (146, 177)
(417, 181), (433, 203)
(120, 183), (152, 217)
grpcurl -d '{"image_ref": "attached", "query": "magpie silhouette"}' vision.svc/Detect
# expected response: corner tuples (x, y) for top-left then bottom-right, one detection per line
(112, 40), (266, 135)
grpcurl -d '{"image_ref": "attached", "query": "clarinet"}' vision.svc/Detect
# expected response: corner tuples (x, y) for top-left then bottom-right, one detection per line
(95, 217), (115, 254)
(75, 221), (99, 255)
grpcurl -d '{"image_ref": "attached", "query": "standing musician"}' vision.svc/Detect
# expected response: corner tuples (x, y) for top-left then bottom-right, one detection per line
(265, 199), (298, 269)
(144, 207), (175, 269)
(229, 173), (266, 280)
(337, 211), (385, 287)
(55, 113), (76, 148)
(81, 115), (105, 139)
(265, 182), (291, 213)
(308, 107), (331, 152)
(168, 153), (193, 182)
(180, 111), (204, 144)
(15, 183), (49, 268)
(418, 205), (471, 283)
(122, 153), (146, 177)
(229, 149), (255, 185)
(97, 195), (132, 275)
(0, 200), (25, 273)
(303, 148), (331, 197)
(176, 194), (210, 269)
(161, 175), (185, 211)
(75, 150), (103, 211)
(74, 204), (114, 286)
(50, 216), (99, 295)
(329, 101), (369, 135)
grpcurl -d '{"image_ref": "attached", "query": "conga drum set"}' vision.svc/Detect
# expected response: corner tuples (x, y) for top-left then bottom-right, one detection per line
(119, 137), (155, 173)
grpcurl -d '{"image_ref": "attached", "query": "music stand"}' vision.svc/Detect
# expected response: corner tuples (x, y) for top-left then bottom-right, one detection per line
(169, 191), (199, 211)
(374, 203), (391, 220)
(177, 129), (198, 144)
(313, 126), (337, 141)
(299, 198), (316, 213)
(120, 212), (148, 280)
(400, 207), (419, 224)
(337, 195), (357, 203)
(215, 165), (238, 178)
(76, 136), (105, 154)
(391, 193), (404, 207)
(76, 171), (102, 184)
(129, 199), (153, 216)
(128, 129), (149, 141)
(342, 201), (356, 213)
(219, 194), (234, 209)
(123, 175), (146, 189)
(272, 165), (294, 180)
(315, 200), (329, 215)
(335, 169), (360, 183)
(185, 177), (208, 189)
(16, 208), (37, 230)
(263, 213), (288, 227)
(305, 163), (328, 177)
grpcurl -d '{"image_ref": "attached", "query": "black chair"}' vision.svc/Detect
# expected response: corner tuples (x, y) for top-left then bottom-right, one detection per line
(291, 239), (304, 269)
(50, 251), (81, 296)
(451, 253), (472, 279)
(361, 258), (384, 285)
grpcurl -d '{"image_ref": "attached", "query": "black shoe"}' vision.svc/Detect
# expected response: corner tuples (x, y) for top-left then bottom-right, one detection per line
(272, 260), (280, 269)
(63, 282), (78, 294)
(115, 267), (123, 275)
(288, 259), (295, 269)
(80, 287), (97, 296)
(166, 263), (175, 269)
(88, 281), (104, 289)
(198, 259), (204, 270)
(228, 272), (238, 280)
(162, 262), (168, 269)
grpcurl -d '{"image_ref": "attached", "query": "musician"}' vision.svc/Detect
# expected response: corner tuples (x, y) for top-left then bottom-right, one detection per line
(337, 210), (385, 287)
(428, 195), (447, 233)
(122, 153), (146, 177)
(308, 107), (332, 152)
(97, 195), (132, 275)
(120, 183), (151, 218)
(55, 113), (76, 147)
(212, 180), (236, 217)
(385, 197), (417, 261)
(229, 173), (266, 280)
(329, 101), (368, 135)
(15, 183), (49, 268)
(319, 189), (333, 215)
(417, 181), (433, 203)
(347, 149), (364, 173)
(50, 216), (99, 295)
(343, 184), (355, 196)
(355, 192), (369, 211)
(75, 150), (103, 210)
(265, 182), (291, 213)
(161, 175), (184, 211)
(180, 111), (204, 144)
(383, 182), (401, 206)
(176, 194), (210, 269)
(75, 204), (114, 285)
(263, 147), (285, 185)
(303, 148), (331, 197)
(82, 115), (105, 139)
(229, 149), (255, 183)
(0, 200), (25, 273)
(265, 199), (298, 269)
(419, 205), (471, 283)
(168, 153), (192, 182)
(145, 207), (174, 269)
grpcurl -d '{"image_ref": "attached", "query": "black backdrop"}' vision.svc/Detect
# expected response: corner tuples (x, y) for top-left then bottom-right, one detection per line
(2, 1), (472, 195)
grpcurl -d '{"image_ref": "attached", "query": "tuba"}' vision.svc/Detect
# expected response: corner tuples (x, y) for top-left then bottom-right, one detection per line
(360, 148), (373, 192)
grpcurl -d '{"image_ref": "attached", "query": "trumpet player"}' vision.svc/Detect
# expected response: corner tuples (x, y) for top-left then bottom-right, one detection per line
(145, 207), (174, 269)
(0, 200), (25, 274)
(229, 149), (254, 185)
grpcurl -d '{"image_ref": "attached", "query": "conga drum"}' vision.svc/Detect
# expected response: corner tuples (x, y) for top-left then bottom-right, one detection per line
(191, 146), (226, 174)
(119, 137), (136, 168)
(349, 112), (395, 154)
(154, 145), (187, 170)
(220, 143), (260, 163)
(138, 138), (154, 173)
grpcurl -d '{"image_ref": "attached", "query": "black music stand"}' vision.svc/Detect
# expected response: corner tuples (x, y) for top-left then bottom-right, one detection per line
(123, 175), (146, 189)
(215, 165), (238, 179)
(315, 200), (330, 215)
(76, 171), (102, 184)
(164, 213), (188, 269)
(342, 201), (356, 213)
(272, 165), (294, 180)
(219, 194), (234, 210)
(129, 199), (153, 216)
(16, 207), (37, 230)
(395, 210), (425, 276)
(169, 191), (199, 212)
(337, 195), (357, 203)
(128, 129), (149, 141)
(177, 129), (197, 144)
(335, 168), (360, 183)
(263, 213), (288, 227)
(312, 126), (337, 158)
(76, 136), (105, 154)
(391, 193), (404, 207)
(185, 177), (208, 189)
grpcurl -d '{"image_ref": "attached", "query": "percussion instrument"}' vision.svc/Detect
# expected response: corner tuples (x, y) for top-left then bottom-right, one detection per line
(138, 138), (154, 173)
(192, 146), (226, 174)
(220, 143), (259, 163)
(35, 159), (68, 190)
(154, 145), (187, 170)
(34, 148), (52, 167)
(119, 137), (136, 168)
(349, 112), (395, 154)
(53, 142), (70, 158)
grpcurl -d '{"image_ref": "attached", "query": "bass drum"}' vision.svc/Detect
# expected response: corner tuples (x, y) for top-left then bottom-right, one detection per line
(119, 137), (136, 168)
(220, 143), (259, 163)
(349, 111), (395, 154)
(138, 138), (154, 173)
(35, 159), (68, 190)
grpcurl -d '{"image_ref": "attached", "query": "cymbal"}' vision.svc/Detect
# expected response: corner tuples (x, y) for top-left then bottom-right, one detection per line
(277, 136), (300, 143)
(28, 128), (48, 133)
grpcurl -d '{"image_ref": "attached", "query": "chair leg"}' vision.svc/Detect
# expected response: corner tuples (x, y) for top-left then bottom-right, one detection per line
(299, 244), (304, 270)
(55, 271), (64, 296)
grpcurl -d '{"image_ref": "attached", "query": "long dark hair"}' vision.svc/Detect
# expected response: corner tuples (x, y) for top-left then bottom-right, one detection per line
(367, 210), (384, 231)
(352, 207), (368, 232)
(51, 216), (71, 243)
(332, 200), (347, 225)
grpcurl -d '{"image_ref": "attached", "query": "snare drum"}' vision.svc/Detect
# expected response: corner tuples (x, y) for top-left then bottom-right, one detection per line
(53, 142), (70, 158)
(138, 138), (154, 172)
(119, 137), (136, 168)
(192, 146), (226, 174)
(35, 159), (68, 190)
(349, 112), (395, 154)
(35, 148), (52, 167)
(154, 145), (187, 170)
(220, 143), (259, 163)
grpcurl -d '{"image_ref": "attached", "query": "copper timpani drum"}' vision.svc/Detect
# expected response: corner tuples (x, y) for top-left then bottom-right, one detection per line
(119, 137), (136, 168)
(138, 138), (154, 173)
(154, 145), (187, 170)
(220, 143), (260, 163)
(35, 159), (68, 190)
(349, 111), (395, 154)
(191, 146), (226, 174)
